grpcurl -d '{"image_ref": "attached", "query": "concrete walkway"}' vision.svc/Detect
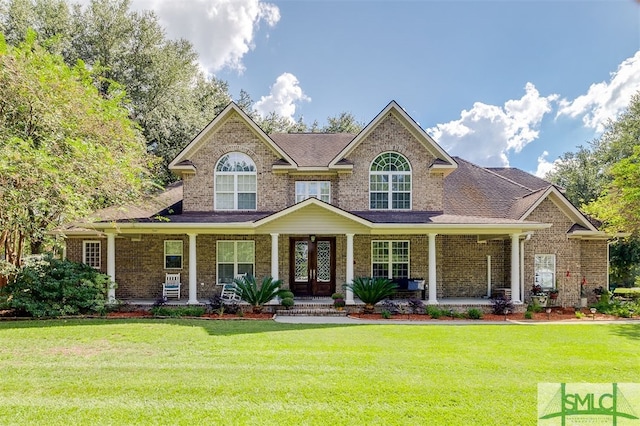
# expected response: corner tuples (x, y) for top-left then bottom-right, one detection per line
(273, 315), (640, 325)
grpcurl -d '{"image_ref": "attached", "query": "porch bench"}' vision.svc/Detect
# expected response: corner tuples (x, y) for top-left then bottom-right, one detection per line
(391, 278), (426, 300)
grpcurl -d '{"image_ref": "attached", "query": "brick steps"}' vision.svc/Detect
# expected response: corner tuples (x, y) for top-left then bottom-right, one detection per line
(276, 307), (348, 317)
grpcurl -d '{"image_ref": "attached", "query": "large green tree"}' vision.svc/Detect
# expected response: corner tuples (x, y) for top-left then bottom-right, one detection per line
(547, 92), (640, 286)
(0, 31), (155, 271)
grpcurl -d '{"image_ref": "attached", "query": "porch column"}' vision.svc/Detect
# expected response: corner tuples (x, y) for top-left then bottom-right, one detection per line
(346, 233), (355, 304)
(106, 232), (116, 303)
(428, 233), (438, 305)
(520, 238), (525, 303)
(188, 233), (198, 304)
(270, 233), (279, 280)
(510, 234), (521, 303)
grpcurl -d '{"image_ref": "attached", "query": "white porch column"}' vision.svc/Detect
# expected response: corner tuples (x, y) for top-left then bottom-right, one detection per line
(270, 233), (279, 280)
(520, 238), (526, 303)
(510, 233), (521, 303)
(428, 233), (438, 305)
(188, 233), (198, 304)
(346, 233), (355, 304)
(106, 233), (116, 303)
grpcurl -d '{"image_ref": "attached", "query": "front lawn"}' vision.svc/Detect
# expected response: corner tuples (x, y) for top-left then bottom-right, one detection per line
(0, 320), (638, 425)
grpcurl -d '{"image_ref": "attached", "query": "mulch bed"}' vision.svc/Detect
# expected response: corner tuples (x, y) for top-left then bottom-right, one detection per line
(105, 311), (274, 320)
(349, 308), (624, 322)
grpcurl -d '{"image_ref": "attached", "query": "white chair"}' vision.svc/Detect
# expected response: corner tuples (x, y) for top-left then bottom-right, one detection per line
(217, 274), (244, 302)
(162, 273), (181, 299)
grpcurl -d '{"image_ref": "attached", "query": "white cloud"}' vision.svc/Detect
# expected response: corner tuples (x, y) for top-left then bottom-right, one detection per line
(133, 0), (280, 73)
(254, 73), (310, 121)
(427, 83), (558, 167)
(533, 151), (560, 178)
(557, 50), (640, 132)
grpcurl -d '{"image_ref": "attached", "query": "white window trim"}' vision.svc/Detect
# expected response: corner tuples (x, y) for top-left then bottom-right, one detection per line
(164, 240), (183, 270)
(214, 153), (257, 211)
(369, 152), (412, 210)
(534, 254), (556, 289)
(295, 181), (331, 203)
(216, 240), (256, 284)
(371, 240), (410, 279)
(82, 240), (101, 269)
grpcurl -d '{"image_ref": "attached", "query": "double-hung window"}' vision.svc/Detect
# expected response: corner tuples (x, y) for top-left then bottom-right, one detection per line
(295, 181), (331, 203)
(534, 254), (556, 289)
(217, 241), (255, 284)
(83, 241), (101, 269)
(371, 241), (410, 279)
(370, 152), (411, 210)
(164, 240), (183, 269)
(215, 152), (257, 210)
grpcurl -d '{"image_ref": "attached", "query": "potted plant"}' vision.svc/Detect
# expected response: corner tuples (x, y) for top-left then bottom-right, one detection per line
(548, 289), (559, 300)
(530, 284), (548, 307)
(333, 297), (346, 311)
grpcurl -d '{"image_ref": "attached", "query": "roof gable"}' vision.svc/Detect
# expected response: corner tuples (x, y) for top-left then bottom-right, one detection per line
(519, 186), (598, 232)
(168, 102), (297, 173)
(329, 101), (458, 174)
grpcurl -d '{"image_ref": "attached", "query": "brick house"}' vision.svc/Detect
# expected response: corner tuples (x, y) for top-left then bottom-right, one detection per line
(62, 101), (609, 306)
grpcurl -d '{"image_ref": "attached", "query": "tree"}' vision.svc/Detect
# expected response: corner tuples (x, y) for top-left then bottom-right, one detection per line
(0, 31), (155, 272)
(583, 92), (640, 234)
(322, 112), (363, 133)
(545, 145), (604, 207)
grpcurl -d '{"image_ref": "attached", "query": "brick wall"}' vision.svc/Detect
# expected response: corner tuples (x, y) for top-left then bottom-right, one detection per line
(336, 114), (444, 211)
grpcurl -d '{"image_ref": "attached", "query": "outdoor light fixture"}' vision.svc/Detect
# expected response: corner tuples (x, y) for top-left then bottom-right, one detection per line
(504, 308), (510, 321)
(546, 308), (552, 320)
(590, 307), (597, 320)
(310, 235), (316, 242)
(449, 309), (454, 319)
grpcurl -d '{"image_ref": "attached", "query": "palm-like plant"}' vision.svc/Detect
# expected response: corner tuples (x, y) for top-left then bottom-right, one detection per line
(346, 277), (397, 313)
(234, 275), (283, 313)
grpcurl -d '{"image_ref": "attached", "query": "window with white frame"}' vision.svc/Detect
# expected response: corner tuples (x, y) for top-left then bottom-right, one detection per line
(215, 152), (257, 210)
(164, 240), (183, 269)
(370, 152), (411, 210)
(534, 254), (556, 289)
(371, 241), (410, 279)
(295, 181), (331, 203)
(83, 241), (101, 269)
(217, 241), (255, 284)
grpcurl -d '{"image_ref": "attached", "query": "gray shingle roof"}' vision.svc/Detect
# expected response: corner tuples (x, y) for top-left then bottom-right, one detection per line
(270, 133), (355, 167)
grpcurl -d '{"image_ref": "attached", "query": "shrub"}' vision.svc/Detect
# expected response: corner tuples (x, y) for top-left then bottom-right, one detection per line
(0, 254), (111, 318)
(467, 308), (483, 320)
(346, 277), (397, 313)
(381, 310), (392, 319)
(234, 275), (283, 313)
(280, 290), (295, 300)
(407, 297), (425, 314)
(426, 306), (444, 319)
(333, 298), (346, 308)
(381, 299), (400, 315)
(281, 297), (294, 309)
(524, 311), (533, 319)
(331, 292), (345, 300)
(151, 306), (205, 317)
(490, 296), (514, 315)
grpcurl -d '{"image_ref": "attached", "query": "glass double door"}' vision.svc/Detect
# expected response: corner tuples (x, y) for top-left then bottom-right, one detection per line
(289, 237), (335, 297)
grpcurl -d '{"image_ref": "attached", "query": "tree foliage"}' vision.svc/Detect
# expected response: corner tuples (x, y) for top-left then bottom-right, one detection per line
(0, 30), (155, 268)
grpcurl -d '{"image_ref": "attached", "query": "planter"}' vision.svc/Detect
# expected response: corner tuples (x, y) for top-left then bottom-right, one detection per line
(549, 292), (559, 300)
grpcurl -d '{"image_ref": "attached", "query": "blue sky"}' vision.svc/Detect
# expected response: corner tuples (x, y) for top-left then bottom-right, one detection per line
(131, 0), (640, 177)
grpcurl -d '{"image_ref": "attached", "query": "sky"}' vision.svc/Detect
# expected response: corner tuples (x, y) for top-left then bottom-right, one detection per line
(128, 0), (640, 177)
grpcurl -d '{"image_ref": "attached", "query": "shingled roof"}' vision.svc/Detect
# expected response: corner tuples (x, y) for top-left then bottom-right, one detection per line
(443, 157), (553, 220)
(270, 133), (355, 167)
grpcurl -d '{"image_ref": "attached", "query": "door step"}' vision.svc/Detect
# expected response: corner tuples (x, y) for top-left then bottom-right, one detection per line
(276, 308), (348, 317)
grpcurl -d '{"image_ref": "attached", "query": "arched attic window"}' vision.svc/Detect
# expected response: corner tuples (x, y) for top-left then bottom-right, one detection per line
(369, 152), (411, 210)
(215, 152), (257, 210)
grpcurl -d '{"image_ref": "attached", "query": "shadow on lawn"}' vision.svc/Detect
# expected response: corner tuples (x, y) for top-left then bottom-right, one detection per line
(608, 324), (640, 341)
(0, 317), (359, 336)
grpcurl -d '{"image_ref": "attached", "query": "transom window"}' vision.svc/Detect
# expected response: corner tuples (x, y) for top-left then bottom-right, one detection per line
(215, 152), (257, 210)
(370, 152), (411, 210)
(371, 241), (410, 279)
(164, 240), (183, 269)
(295, 181), (331, 203)
(83, 241), (101, 269)
(534, 254), (556, 289)
(217, 241), (255, 284)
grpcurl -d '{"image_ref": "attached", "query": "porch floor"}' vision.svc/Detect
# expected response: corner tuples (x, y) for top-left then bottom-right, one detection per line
(121, 297), (493, 307)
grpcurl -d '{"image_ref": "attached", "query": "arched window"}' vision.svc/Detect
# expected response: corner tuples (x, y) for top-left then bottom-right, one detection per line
(369, 152), (411, 210)
(215, 152), (257, 210)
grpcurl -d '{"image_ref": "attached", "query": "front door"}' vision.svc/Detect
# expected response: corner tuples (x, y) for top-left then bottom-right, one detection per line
(289, 237), (335, 297)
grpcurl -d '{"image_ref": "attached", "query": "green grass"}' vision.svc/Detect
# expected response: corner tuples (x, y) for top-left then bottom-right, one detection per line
(0, 320), (638, 425)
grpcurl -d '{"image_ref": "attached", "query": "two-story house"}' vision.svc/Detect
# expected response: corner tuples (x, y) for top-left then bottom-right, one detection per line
(62, 101), (609, 307)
